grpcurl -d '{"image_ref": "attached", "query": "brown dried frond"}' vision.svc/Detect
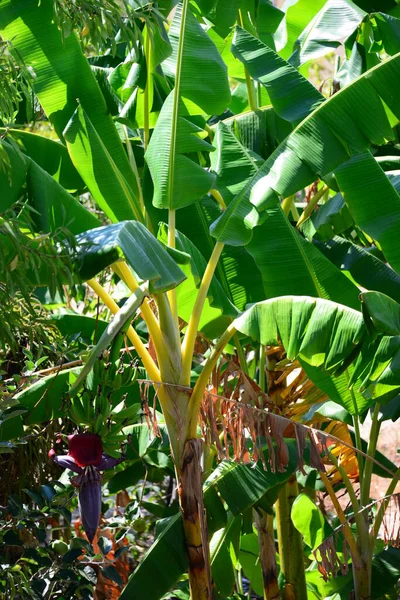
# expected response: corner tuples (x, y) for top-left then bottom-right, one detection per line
(198, 390), (331, 474)
(314, 535), (350, 580)
(138, 380), (161, 438)
(377, 493), (400, 547)
(137, 378), (398, 485)
(314, 492), (400, 578)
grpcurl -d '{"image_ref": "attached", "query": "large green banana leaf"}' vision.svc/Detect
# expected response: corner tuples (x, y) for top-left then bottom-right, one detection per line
(220, 105), (293, 160)
(336, 152), (400, 274)
(245, 202), (360, 309)
(235, 296), (365, 372)
(234, 295), (400, 408)
(74, 222), (186, 292)
(211, 50), (400, 245)
(162, 2), (231, 115)
(210, 119), (360, 309)
(63, 106), (144, 223)
(315, 236), (400, 304)
(0, 0), (142, 220)
(146, 92), (216, 209)
(276, 0), (327, 60)
(1, 129), (84, 191)
(232, 27), (324, 123)
(0, 139), (99, 235)
(211, 122), (259, 203)
(288, 0), (366, 67)
(360, 291), (400, 336)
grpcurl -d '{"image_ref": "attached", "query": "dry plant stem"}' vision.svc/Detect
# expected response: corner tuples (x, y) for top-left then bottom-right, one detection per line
(329, 453), (362, 521)
(296, 184), (329, 228)
(321, 466), (372, 600)
(275, 475), (307, 600)
(329, 452), (372, 588)
(178, 439), (212, 600)
(181, 241), (224, 384)
(319, 472), (360, 560)
(254, 508), (279, 600)
(372, 465), (400, 542)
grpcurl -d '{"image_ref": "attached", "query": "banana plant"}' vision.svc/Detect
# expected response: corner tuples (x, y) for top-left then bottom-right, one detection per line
(3, 0), (400, 599)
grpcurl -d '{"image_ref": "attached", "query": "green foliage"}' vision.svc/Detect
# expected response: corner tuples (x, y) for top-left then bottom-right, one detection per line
(0, 39), (33, 125)
(2, 0), (400, 598)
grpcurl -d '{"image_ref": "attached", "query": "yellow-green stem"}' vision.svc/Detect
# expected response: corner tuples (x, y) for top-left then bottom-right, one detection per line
(234, 331), (248, 375)
(143, 26), (152, 151)
(123, 125), (146, 219)
(259, 344), (266, 392)
(181, 242), (224, 384)
(296, 184), (329, 228)
(361, 403), (381, 506)
(187, 323), (236, 437)
(86, 278), (160, 383)
(156, 292), (182, 384)
(281, 195), (295, 217)
(166, 0), (189, 327)
(167, 209), (179, 326)
(347, 370), (364, 484)
(210, 188), (226, 210)
(275, 476), (307, 600)
(113, 262), (166, 359)
(238, 9), (257, 112)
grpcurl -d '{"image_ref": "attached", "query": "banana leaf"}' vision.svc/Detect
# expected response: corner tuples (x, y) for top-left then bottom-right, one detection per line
(211, 50), (400, 245)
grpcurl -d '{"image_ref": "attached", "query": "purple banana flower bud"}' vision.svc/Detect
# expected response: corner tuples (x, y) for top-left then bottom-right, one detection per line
(49, 450), (83, 474)
(78, 467), (102, 543)
(49, 439), (124, 543)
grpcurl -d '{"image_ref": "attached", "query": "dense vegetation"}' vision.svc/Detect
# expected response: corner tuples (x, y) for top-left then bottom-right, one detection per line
(1, 0), (400, 598)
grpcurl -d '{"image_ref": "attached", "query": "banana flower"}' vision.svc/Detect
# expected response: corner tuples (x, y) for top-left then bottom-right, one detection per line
(49, 433), (123, 542)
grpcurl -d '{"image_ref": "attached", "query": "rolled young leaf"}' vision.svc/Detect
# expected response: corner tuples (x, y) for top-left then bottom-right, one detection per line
(162, 2), (231, 115)
(146, 91), (216, 210)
